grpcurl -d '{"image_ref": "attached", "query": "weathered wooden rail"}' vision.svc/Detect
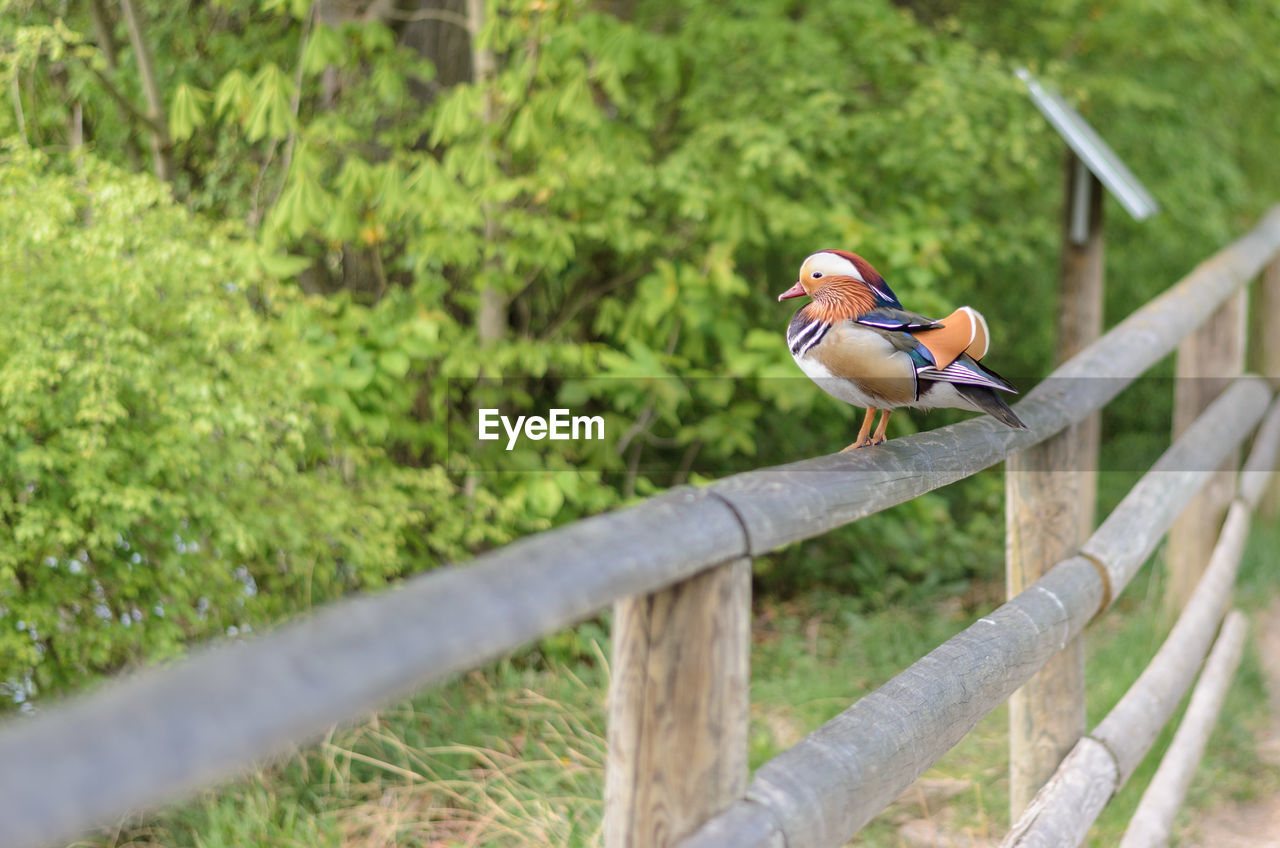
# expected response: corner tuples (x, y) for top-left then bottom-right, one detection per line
(2, 206), (1280, 848)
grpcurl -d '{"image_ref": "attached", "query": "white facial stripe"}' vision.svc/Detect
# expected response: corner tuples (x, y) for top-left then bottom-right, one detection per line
(788, 322), (819, 356)
(802, 251), (865, 282)
(867, 282), (892, 301)
(788, 319), (831, 357)
(788, 320), (820, 348)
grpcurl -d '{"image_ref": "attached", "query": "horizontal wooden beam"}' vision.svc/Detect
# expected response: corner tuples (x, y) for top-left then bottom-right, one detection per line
(1167, 288), (1247, 615)
(2, 208), (1279, 848)
(681, 378), (1273, 848)
(1239, 398), (1280, 509)
(1000, 737), (1120, 848)
(1093, 502), (1249, 782)
(0, 488), (749, 848)
(680, 556), (1106, 848)
(1002, 498), (1253, 847)
(1082, 377), (1270, 605)
(1119, 610), (1248, 848)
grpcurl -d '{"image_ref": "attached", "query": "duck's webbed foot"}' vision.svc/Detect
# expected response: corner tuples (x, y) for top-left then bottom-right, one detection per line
(840, 407), (884, 452)
(869, 410), (892, 445)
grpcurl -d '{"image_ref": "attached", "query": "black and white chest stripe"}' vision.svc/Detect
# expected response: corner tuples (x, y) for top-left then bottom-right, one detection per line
(787, 310), (832, 358)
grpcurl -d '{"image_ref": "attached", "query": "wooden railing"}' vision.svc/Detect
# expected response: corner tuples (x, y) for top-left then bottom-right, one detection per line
(3, 207), (1280, 848)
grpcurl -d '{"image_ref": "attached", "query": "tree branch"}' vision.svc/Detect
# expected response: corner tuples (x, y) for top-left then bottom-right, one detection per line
(539, 264), (648, 340)
(23, 67), (43, 146)
(85, 0), (143, 168)
(273, 4), (314, 204)
(467, 0), (505, 343)
(85, 64), (165, 136)
(9, 75), (27, 145)
(119, 0), (173, 182)
(254, 3), (315, 227)
(87, 0), (121, 71)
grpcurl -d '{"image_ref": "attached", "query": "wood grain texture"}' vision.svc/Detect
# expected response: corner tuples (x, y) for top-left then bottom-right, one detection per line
(1056, 160), (1105, 364)
(1119, 611), (1248, 848)
(1006, 637), (1085, 824)
(1258, 256), (1280, 517)
(1173, 290), (1248, 436)
(1056, 155), (1105, 540)
(1003, 162), (1104, 820)
(1258, 255), (1280, 389)
(1006, 432), (1087, 819)
(1082, 376), (1269, 603)
(678, 556), (1106, 848)
(681, 382), (1270, 848)
(605, 559), (750, 848)
(1000, 737), (1119, 848)
(678, 802), (785, 848)
(1240, 398), (1280, 509)
(0, 487), (748, 848)
(1093, 501), (1250, 783)
(1005, 506), (1252, 848)
(1167, 288), (1247, 614)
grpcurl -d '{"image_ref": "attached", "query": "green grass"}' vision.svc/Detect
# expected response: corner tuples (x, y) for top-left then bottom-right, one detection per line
(72, 522), (1280, 848)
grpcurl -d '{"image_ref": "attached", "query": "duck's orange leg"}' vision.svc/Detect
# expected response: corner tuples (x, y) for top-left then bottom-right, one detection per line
(871, 409), (892, 445)
(841, 407), (879, 452)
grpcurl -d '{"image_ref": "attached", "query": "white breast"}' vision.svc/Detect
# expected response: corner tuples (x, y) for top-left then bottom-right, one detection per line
(792, 349), (886, 409)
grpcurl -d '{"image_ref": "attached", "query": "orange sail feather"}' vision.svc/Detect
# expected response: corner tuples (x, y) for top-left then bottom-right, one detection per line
(913, 306), (990, 369)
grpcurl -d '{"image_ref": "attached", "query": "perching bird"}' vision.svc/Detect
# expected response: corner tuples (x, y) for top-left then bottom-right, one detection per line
(779, 249), (1026, 451)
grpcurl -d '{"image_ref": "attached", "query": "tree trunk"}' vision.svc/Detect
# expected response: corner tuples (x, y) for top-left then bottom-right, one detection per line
(466, 0), (506, 343)
(118, 0), (173, 182)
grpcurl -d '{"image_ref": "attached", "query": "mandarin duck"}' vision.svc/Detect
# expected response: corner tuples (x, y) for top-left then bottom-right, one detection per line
(779, 250), (1026, 451)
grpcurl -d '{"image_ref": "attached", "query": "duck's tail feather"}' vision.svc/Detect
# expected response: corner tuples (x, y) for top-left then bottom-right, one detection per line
(955, 384), (1027, 430)
(916, 354), (1018, 394)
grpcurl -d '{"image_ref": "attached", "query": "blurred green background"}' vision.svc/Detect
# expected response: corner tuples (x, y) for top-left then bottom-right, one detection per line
(3, 0), (1279, 708)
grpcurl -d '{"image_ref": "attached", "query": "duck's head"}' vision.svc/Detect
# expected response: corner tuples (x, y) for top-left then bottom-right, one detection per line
(777, 250), (898, 306)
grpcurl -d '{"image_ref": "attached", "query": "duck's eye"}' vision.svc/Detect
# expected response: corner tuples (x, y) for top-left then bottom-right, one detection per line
(811, 272), (823, 279)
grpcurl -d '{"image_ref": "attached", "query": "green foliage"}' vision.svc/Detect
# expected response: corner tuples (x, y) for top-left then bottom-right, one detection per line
(3, 0), (1280, 698)
(82, 655), (613, 848)
(0, 147), (424, 699)
(755, 471), (1006, 605)
(949, 0), (1280, 452)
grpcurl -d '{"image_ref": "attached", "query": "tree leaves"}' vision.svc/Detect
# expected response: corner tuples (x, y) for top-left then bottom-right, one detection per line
(0, 150), (427, 699)
(168, 83), (210, 141)
(213, 69), (253, 122)
(244, 63), (294, 141)
(7, 0), (1280, 699)
(301, 23), (345, 76)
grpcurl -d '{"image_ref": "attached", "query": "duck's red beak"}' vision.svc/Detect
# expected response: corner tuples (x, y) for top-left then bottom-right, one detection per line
(777, 281), (807, 301)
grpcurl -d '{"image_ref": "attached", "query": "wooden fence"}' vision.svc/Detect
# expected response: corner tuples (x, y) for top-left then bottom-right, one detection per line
(3, 206), (1280, 848)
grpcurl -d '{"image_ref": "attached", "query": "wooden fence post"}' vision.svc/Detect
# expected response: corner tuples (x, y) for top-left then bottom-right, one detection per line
(1005, 152), (1101, 819)
(1257, 255), (1280, 518)
(1055, 153), (1105, 537)
(1167, 290), (1247, 615)
(604, 559), (751, 848)
(1006, 443), (1088, 820)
